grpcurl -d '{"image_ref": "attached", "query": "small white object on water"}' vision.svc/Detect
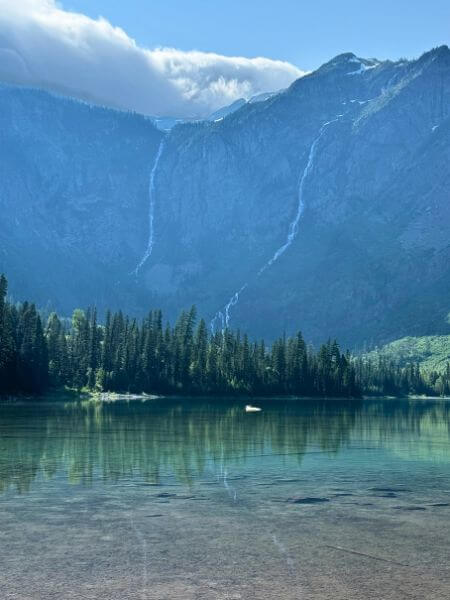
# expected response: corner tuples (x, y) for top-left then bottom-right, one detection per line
(245, 405), (262, 412)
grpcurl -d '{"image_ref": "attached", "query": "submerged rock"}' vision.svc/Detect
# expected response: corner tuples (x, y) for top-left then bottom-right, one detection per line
(287, 497), (330, 504)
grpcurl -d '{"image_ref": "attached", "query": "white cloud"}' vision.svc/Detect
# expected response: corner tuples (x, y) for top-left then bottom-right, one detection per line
(0, 0), (306, 117)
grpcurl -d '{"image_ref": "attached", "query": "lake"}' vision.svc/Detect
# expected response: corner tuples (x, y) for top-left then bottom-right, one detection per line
(1, 396), (449, 599)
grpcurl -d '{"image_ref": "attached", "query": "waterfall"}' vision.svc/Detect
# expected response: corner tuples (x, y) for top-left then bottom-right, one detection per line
(210, 117), (341, 332)
(210, 283), (248, 333)
(259, 117), (340, 275)
(132, 138), (166, 276)
(224, 283), (248, 327)
(210, 310), (225, 334)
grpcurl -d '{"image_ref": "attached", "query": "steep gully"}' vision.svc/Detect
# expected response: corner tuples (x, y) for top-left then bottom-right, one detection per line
(210, 116), (343, 333)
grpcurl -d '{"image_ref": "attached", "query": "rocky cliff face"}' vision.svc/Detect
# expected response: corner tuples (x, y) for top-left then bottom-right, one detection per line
(0, 85), (163, 313)
(1, 47), (450, 347)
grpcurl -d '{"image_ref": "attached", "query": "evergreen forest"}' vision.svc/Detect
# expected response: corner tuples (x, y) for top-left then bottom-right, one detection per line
(0, 275), (449, 397)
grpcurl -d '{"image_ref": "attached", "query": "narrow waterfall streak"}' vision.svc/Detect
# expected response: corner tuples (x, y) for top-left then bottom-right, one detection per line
(224, 283), (248, 328)
(210, 283), (247, 333)
(132, 138), (166, 276)
(259, 117), (339, 274)
(210, 116), (341, 332)
(210, 310), (225, 334)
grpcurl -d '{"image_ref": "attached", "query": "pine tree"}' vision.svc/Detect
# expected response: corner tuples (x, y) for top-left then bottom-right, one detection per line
(0, 275), (16, 391)
(4, 273), (448, 399)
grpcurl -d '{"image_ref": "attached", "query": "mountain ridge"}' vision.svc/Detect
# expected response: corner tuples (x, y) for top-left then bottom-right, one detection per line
(1, 47), (449, 348)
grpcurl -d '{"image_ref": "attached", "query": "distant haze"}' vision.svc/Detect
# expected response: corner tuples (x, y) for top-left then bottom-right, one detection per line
(0, 0), (305, 118)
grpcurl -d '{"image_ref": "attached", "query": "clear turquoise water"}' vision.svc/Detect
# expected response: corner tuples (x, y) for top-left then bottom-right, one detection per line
(1, 397), (450, 599)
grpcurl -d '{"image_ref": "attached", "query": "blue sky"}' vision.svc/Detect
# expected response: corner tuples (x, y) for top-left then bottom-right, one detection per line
(65, 0), (450, 70)
(0, 0), (447, 117)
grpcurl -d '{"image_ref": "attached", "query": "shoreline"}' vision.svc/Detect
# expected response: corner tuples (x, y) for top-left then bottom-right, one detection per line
(2, 390), (450, 403)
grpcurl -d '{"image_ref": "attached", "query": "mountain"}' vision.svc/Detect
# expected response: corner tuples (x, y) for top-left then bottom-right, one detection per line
(151, 92), (281, 130)
(149, 100), (247, 131)
(366, 335), (450, 373)
(1, 46), (450, 348)
(208, 91), (281, 122)
(207, 98), (248, 122)
(0, 86), (163, 314)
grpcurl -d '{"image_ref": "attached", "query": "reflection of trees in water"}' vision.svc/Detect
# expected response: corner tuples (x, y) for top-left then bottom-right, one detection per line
(1, 398), (449, 495)
(356, 400), (450, 462)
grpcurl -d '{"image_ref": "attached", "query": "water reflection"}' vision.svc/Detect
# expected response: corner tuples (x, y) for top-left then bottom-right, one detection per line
(0, 397), (449, 495)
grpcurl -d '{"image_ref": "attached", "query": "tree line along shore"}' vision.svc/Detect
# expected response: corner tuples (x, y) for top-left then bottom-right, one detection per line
(0, 275), (449, 398)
